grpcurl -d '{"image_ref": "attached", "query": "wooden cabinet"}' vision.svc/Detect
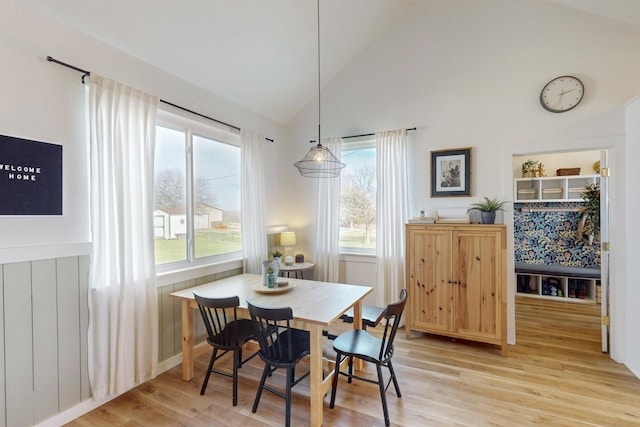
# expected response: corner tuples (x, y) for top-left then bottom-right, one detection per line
(406, 224), (507, 356)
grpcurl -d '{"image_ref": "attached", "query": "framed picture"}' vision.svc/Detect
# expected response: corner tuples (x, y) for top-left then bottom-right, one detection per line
(431, 147), (471, 197)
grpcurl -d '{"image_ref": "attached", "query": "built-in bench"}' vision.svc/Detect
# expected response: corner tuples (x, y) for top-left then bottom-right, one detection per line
(515, 262), (600, 279)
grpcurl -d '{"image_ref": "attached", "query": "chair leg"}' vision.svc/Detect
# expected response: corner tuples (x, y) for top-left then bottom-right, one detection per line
(329, 353), (344, 408)
(376, 364), (391, 427)
(252, 364), (270, 413)
(387, 360), (401, 397)
(232, 350), (239, 406)
(200, 348), (217, 395)
(285, 367), (293, 427)
(347, 356), (354, 384)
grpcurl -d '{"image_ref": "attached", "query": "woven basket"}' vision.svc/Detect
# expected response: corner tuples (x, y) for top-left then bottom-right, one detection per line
(556, 168), (580, 176)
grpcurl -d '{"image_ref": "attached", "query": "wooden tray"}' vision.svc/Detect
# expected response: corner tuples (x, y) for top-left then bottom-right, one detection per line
(254, 281), (296, 294)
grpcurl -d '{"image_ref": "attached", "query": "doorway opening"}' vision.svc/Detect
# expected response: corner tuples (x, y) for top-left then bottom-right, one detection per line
(511, 149), (608, 354)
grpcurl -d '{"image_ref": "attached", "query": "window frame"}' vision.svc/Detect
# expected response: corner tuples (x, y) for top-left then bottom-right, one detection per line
(339, 137), (377, 256)
(154, 108), (242, 273)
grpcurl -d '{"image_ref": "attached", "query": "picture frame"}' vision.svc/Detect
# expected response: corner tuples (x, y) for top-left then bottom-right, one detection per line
(0, 134), (63, 215)
(431, 147), (471, 197)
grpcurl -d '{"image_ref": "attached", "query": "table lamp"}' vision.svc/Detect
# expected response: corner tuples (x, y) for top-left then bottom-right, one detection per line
(280, 231), (297, 265)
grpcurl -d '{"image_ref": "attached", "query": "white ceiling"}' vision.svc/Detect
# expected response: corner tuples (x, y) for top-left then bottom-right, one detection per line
(26, 0), (413, 124)
(24, 0), (640, 124)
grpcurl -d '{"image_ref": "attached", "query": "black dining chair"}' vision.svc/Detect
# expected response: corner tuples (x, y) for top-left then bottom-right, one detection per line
(194, 293), (258, 406)
(247, 300), (310, 427)
(329, 289), (408, 427)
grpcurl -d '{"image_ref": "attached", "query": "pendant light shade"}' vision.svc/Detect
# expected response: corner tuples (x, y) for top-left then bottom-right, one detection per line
(294, 0), (346, 178)
(294, 141), (345, 178)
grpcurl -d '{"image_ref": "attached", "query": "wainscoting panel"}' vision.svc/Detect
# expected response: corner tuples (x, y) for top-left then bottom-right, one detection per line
(55, 256), (84, 413)
(4, 261), (34, 427)
(0, 264), (4, 426)
(156, 268), (243, 362)
(1, 256), (91, 427)
(32, 259), (60, 423)
(1, 254), (240, 426)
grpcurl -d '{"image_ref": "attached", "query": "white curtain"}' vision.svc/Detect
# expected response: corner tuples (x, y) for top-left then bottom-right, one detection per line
(241, 129), (268, 273)
(87, 75), (159, 399)
(314, 137), (343, 282)
(375, 129), (408, 306)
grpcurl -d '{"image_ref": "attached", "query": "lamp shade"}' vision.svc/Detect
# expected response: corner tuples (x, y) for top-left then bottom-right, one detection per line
(294, 143), (346, 178)
(280, 231), (297, 247)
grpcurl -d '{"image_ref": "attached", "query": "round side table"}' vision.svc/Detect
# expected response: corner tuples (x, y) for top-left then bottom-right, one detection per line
(278, 262), (315, 279)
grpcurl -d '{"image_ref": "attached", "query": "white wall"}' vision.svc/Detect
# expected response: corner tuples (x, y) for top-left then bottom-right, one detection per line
(512, 150), (601, 179)
(624, 97), (640, 377)
(286, 0), (640, 370)
(0, 3), (288, 424)
(0, 1), (287, 262)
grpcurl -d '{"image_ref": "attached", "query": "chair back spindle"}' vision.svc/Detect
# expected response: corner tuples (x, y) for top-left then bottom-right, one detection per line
(378, 288), (407, 361)
(196, 295), (242, 349)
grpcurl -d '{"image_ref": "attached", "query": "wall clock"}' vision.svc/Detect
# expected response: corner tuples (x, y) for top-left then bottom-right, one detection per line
(540, 75), (584, 113)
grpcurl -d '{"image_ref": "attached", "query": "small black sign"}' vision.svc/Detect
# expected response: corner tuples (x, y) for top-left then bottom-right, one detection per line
(0, 134), (63, 215)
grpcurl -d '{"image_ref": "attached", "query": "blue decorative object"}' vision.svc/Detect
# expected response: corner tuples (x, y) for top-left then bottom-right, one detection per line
(514, 202), (600, 269)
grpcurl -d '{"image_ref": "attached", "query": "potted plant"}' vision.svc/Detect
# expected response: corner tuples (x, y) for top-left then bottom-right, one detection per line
(272, 250), (283, 264)
(467, 196), (506, 224)
(521, 159), (544, 178)
(580, 183), (600, 244)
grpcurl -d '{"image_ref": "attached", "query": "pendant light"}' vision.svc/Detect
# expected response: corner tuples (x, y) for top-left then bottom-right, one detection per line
(294, 0), (346, 178)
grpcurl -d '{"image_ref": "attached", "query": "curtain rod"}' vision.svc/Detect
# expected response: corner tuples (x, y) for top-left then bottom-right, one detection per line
(342, 127), (416, 140)
(46, 56), (274, 142)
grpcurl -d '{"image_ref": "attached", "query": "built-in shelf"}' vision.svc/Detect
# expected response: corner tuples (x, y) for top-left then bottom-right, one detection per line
(516, 273), (599, 303)
(514, 174), (600, 203)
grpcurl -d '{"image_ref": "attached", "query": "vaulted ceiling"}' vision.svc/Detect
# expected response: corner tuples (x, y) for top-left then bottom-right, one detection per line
(24, 0), (640, 124)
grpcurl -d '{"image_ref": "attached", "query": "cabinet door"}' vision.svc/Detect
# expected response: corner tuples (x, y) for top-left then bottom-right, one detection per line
(453, 230), (502, 340)
(408, 228), (452, 333)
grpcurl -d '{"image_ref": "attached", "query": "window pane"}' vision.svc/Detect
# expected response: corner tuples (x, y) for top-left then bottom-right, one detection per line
(340, 146), (376, 249)
(154, 126), (187, 264)
(193, 134), (242, 258)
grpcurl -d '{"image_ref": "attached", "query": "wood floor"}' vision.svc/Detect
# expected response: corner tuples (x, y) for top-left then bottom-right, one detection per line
(66, 297), (640, 426)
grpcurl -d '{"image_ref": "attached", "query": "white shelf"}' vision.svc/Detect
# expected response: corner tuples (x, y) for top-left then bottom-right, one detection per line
(514, 174), (600, 203)
(516, 273), (599, 303)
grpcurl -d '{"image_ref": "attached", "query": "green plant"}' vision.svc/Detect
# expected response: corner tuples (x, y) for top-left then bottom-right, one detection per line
(580, 183), (600, 238)
(467, 197), (506, 213)
(272, 250), (283, 258)
(521, 159), (544, 177)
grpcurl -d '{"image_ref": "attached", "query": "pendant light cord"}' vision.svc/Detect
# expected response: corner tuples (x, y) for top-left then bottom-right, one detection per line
(317, 0), (322, 146)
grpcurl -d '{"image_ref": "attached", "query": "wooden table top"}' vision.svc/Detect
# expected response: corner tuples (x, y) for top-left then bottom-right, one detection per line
(170, 273), (372, 327)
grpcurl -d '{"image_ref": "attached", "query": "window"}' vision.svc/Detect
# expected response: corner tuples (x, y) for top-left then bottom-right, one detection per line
(154, 111), (242, 268)
(339, 140), (376, 252)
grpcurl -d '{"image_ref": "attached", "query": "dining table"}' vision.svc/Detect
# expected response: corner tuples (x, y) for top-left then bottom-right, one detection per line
(170, 273), (373, 427)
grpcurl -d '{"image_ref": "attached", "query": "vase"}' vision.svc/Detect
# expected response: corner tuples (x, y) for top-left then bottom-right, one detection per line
(481, 211), (496, 224)
(262, 260), (280, 286)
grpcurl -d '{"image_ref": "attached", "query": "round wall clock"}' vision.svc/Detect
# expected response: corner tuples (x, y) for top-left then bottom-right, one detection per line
(540, 75), (584, 113)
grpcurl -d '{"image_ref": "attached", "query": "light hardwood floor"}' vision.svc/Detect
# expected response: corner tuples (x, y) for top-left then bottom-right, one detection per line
(66, 297), (640, 426)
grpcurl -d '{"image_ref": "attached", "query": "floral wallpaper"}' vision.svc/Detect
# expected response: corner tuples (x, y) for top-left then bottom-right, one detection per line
(513, 202), (600, 268)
